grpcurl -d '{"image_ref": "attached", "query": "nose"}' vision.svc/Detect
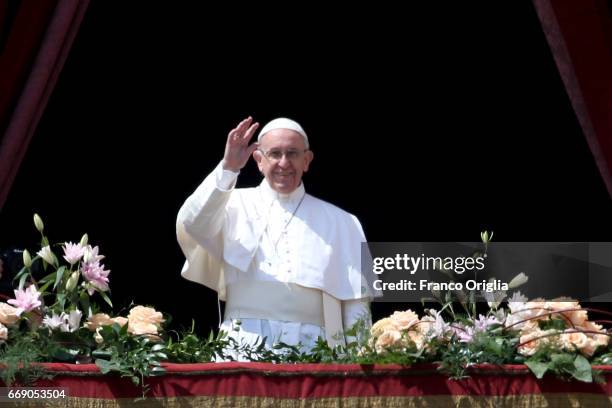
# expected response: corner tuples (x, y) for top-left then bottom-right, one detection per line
(278, 154), (292, 168)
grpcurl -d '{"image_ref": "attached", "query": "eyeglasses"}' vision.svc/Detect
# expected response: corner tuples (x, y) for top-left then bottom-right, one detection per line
(257, 148), (309, 162)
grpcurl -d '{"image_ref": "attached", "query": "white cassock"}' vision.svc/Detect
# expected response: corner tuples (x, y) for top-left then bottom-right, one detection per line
(177, 162), (376, 356)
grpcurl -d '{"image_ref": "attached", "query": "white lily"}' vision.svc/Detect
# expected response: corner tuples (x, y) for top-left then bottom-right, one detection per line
(37, 246), (56, 265)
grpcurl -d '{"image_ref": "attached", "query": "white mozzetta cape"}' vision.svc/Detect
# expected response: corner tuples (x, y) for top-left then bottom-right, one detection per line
(176, 164), (371, 302)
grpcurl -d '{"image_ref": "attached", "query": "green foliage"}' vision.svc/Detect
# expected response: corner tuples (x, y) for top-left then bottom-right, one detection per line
(438, 325), (522, 379)
(438, 339), (473, 379)
(592, 348), (612, 365)
(334, 319), (423, 365)
(469, 327), (521, 365)
(525, 351), (593, 382)
(93, 323), (167, 397)
(2, 221), (610, 396)
(165, 323), (235, 363)
(538, 318), (567, 331)
(0, 331), (53, 386)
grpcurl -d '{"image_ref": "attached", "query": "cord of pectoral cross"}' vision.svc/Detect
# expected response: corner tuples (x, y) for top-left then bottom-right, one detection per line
(271, 193), (306, 252)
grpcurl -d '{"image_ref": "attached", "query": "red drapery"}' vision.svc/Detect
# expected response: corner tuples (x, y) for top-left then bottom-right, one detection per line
(532, 0), (612, 198)
(0, 0), (89, 210)
(3, 362), (610, 407)
(1, 2), (610, 210)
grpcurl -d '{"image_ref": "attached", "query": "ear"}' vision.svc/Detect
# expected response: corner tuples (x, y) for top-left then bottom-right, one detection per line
(253, 149), (265, 172)
(303, 150), (314, 173)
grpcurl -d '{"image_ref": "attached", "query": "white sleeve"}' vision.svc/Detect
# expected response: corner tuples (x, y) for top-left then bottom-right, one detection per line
(216, 162), (239, 191)
(176, 161), (239, 243)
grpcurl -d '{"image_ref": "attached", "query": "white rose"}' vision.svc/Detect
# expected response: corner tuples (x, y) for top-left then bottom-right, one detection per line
(127, 306), (164, 326)
(389, 310), (419, 331)
(85, 313), (113, 331)
(0, 302), (21, 325)
(128, 321), (159, 336)
(375, 330), (402, 353)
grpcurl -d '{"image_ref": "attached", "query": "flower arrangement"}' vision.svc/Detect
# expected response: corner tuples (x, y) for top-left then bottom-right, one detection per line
(367, 300), (611, 381)
(0, 214), (170, 392)
(365, 232), (612, 382)
(0, 214), (305, 393)
(2, 218), (612, 394)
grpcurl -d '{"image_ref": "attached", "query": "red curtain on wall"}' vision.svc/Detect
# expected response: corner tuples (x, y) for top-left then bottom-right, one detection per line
(532, 0), (612, 198)
(0, 0), (89, 210)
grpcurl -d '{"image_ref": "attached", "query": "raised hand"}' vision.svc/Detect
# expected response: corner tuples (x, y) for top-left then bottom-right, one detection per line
(222, 117), (259, 172)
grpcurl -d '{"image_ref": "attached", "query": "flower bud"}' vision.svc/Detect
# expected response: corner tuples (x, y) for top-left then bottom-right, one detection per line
(65, 271), (80, 291)
(22, 250), (32, 268)
(508, 272), (528, 289)
(94, 328), (104, 344)
(80, 233), (89, 247)
(481, 231), (489, 244)
(33, 214), (44, 232)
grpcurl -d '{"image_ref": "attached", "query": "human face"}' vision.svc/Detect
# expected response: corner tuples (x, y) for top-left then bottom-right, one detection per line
(254, 129), (313, 194)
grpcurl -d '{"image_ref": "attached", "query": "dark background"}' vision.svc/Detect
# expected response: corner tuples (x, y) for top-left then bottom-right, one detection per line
(1, 1), (610, 332)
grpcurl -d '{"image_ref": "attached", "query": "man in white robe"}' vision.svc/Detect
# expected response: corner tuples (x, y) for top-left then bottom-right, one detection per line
(176, 116), (374, 354)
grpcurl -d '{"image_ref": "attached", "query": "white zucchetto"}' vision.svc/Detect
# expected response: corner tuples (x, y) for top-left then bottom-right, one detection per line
(257, 118), (309, 148)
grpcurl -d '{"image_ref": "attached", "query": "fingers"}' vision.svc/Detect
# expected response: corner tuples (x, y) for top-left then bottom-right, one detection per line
(243, 121), (259, 142)
(223, 117), (258, 172)
(236, 117), (252, 136)
(228, 117), (255, 144)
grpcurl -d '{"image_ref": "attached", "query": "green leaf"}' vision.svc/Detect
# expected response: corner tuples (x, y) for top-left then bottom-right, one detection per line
(79, 292), (90, 316)
(18, 273), (28, 290)
(488, 338), (503, 355)
(52, 347), (79, 362)
(53, 266), (66, 290)
(573, 355), (593, 383)
(598, 354), (612, 365)
(119, 321), (128, 336)
(38, 270), (56, 284)
(96, 359), (112, 374)
(92, 350), (112, 359)
(56, 293), (66, 311)
(550, 353), (573, 368)
(151, 344), (165, 352)
(151, 366), (166, 374)
(13, 266), (28, 282)
(525, 360), (548, 379)
(539, 319), (566, 331)
(100, 291), (113, 308)
(38, 280), (53, 294)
